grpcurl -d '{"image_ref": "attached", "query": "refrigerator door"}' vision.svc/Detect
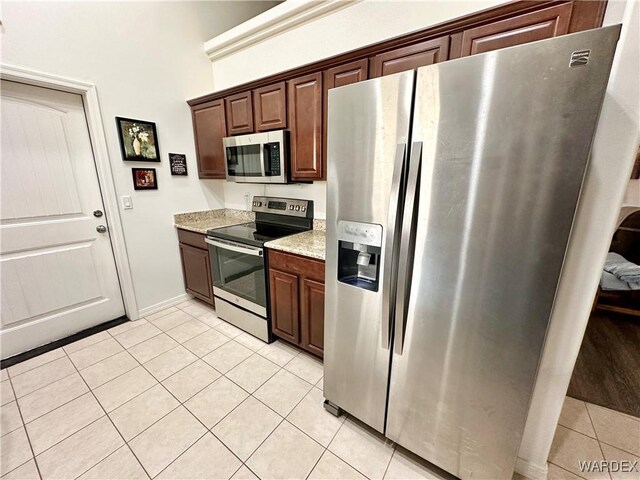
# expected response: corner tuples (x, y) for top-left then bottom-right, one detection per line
(386, 27), (620, 479)
(325, 71), (414, 432)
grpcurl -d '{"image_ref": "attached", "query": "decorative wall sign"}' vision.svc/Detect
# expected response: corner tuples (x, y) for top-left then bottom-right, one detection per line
(169, 153), (188, 176)
(116, 117), (160, 162)
(132, 168), (158, 190)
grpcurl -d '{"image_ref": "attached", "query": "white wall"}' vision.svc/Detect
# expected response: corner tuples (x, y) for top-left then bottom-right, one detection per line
(517, 0), (639, 476)
(1, 1), (278, 313)
(623, 179), (640, 206)
(209, 0), (502, 219)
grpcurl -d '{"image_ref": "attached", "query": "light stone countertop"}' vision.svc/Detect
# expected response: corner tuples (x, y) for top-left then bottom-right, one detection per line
(173, 209), (254, 234)
(265, 220), (326, 261)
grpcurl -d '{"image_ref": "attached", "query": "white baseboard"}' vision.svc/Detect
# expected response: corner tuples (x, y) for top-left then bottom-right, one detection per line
(138, 293), (190, 318)
(515, 458), (548, 480)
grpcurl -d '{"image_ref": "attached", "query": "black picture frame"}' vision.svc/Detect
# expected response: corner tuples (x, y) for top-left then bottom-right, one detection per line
(169, 153), (188, 176)
(116, 117), (160, 162)
(132, 168), (158, 190)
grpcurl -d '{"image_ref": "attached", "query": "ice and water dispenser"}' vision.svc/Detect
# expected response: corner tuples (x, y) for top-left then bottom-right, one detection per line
(337, 220), (383, 292)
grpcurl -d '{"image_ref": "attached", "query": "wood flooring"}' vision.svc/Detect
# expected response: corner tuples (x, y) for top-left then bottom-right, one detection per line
(568, 311), (640, 417)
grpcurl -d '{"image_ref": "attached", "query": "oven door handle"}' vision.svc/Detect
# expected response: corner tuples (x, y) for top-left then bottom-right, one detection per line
(205, 238), (263, 257)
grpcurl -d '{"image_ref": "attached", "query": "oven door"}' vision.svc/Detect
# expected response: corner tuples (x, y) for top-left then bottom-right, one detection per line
(205, 237), (267, 316)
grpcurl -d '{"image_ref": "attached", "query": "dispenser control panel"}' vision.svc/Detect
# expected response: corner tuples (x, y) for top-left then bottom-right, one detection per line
(337, 221), (383, 247)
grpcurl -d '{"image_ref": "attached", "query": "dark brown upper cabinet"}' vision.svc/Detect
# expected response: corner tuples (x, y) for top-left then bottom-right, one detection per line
(192, 99), (227, 179)
(324, 59), (369, 91)
(225, 91), (254, 135)
(288, 72), (323, 181)
(253, 82), (287, 132)
(449, 3), (572, 59)
(323, 59), (369, 179)
(370, 37), (450, 78)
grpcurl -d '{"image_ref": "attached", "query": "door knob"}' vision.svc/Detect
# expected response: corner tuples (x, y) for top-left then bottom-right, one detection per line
(96, 225), (107, 233)
(93, 210), (103, 218)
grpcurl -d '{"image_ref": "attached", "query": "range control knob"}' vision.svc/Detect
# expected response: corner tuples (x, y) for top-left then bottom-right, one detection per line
(257, 202), (262, 207)
(301, 206), (306, 212)
(289, 205), (294, 210)
(295, 205), (301, 211)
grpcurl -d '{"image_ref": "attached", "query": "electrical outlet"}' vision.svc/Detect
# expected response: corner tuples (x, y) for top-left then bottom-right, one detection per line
(122, 195), (133, 209)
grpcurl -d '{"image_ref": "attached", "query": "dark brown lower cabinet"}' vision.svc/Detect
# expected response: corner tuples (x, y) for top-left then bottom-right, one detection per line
(177, 229), (214, 306)
(269, 269), (299, 344)
(268, 249), (325, 358)
(300, 278), (325, 357)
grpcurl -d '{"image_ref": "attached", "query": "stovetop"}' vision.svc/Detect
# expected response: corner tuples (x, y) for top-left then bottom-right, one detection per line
(207, 196), (314, 247)
(207, 221), (308, 247)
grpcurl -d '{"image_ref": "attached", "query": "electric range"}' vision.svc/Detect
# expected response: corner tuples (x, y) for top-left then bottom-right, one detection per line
(205, 196), (313, 342)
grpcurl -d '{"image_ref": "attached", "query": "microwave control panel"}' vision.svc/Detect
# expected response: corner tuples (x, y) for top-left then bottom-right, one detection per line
(264, 143), (281, 177)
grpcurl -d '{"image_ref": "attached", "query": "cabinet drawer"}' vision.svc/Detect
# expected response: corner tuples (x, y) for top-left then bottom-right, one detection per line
(268, 250), (325, 283)
(177, 229), (207, 250)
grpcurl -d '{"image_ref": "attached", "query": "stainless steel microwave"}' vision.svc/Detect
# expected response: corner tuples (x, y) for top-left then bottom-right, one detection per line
(223, 130), (288, 184)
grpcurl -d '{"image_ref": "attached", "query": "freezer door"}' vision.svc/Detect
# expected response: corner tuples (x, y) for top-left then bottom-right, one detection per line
(386, 27), (620, 479)
(324, 71), (414, 432)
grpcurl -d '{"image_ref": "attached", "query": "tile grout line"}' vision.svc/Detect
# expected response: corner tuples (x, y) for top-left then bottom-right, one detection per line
(7, 302), (337, 480)
(63, 347), (156, 480)
(5, 374), (43, 480)
(7, 350), (67, 380)
(322, 414), (376, 480)
(105, 319), (234, 477)
(583, 404), (613, 480)
(3, 305), (205, 479)
(548, 461), (589, 480)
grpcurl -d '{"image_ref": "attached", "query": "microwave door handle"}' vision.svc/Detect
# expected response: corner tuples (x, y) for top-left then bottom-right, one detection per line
(260, 141), (267, 179)
(394, 141), (422, 355)
(263, 144), (272, 177)
(381, 143), (407, 350)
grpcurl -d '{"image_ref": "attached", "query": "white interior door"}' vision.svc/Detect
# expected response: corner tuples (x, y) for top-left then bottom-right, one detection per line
(0, 80), (125, 359)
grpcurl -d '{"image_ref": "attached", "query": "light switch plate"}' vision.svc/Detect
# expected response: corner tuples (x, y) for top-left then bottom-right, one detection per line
(122, 195), (133, 209)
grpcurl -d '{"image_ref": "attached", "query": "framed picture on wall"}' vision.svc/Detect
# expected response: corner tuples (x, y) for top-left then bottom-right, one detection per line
(116, 117), (160, 162)
(132, 168), (158, 190)
(169, 153), (188, 176)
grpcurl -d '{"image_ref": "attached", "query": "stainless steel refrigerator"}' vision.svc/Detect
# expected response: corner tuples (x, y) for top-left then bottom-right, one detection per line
(324, 26), (620, 480)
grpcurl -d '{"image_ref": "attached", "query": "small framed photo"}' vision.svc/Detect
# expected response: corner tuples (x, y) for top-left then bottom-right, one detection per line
(169, 153), (188, 176)
(116, 117), (160, 162)
(132, 168), (158, 190)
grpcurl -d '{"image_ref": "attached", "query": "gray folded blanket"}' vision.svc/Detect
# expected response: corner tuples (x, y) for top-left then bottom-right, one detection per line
(603, 252), (640, 287)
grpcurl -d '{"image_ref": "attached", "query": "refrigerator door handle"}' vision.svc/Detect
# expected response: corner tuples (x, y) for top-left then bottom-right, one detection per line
(381, 143), (407, 349)
(394, 141), (422, 355)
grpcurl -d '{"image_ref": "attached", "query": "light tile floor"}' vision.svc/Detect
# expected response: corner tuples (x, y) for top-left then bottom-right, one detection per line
(1, 298), (638, 480)
(548, 396), (640, 480)
(0, 299), (450, 480)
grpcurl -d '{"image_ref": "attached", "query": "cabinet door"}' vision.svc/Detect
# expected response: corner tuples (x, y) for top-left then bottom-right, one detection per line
(179, 243), (214, 305)
(225, 91), (254, 135)
(324, 59), (368, 91)
(192, 100), (227, 179)
(370, 37), (449, 78)
(323, 59), (368, 174)
(288, 72), (323, 180)
(449, 3), (572, 59)
(253, 82), (287, 132)
(269, 268), (300, 344)
(300, 278), (325, 358)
